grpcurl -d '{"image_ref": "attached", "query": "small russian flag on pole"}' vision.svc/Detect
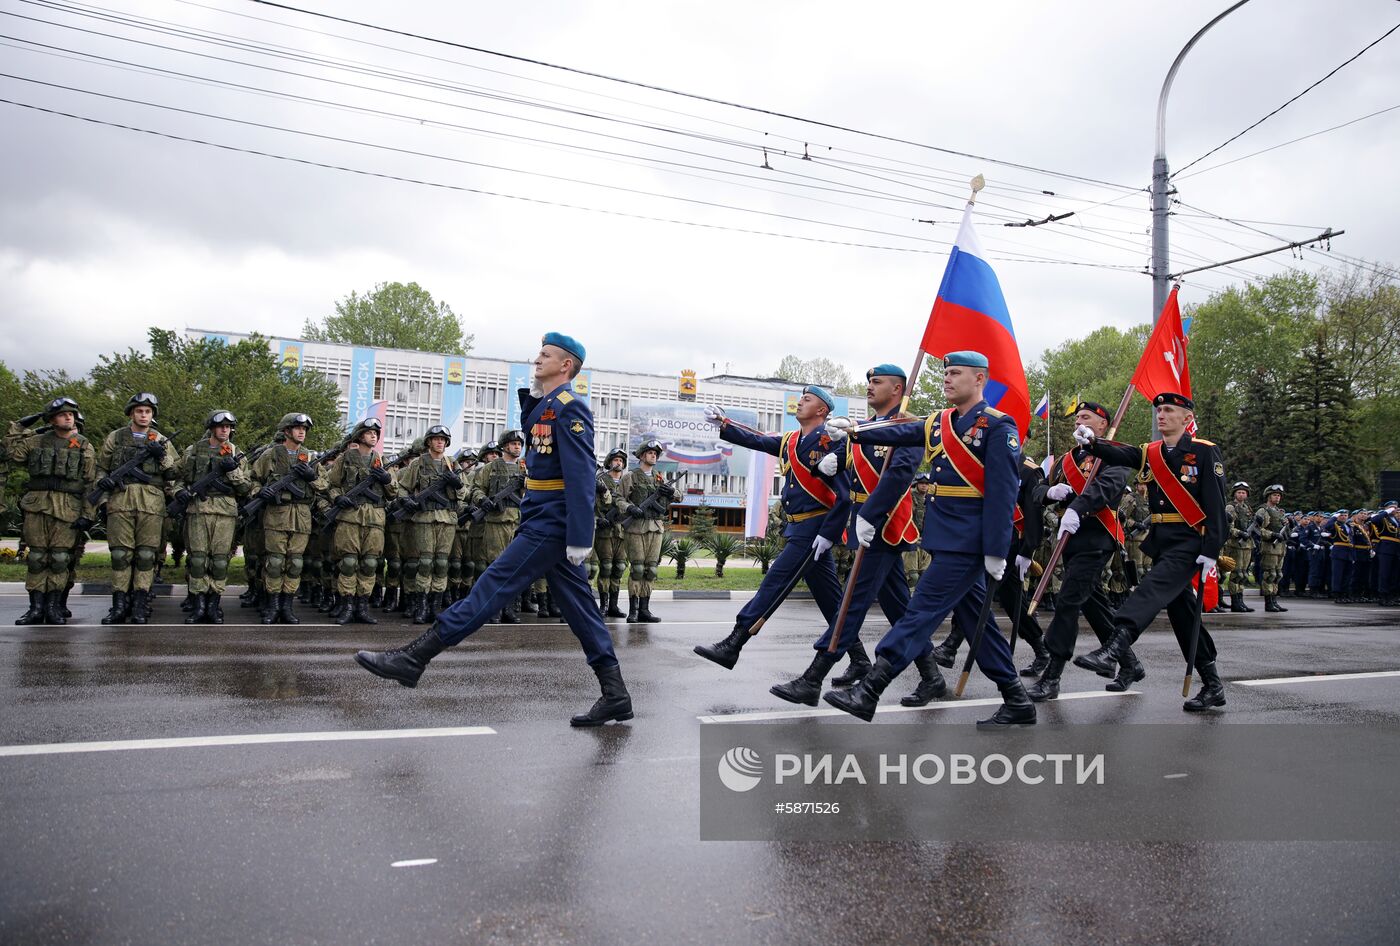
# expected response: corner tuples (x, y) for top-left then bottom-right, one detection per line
(1034, 393), (1049, 420)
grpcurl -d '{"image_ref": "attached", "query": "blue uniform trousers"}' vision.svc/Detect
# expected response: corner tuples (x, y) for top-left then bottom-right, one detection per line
(1330, 554), (1352, 598)
(811, 545), (910, 656)
(434, 524), (618, 667)
(1287, 548), (1309, 593)
(1308, 548), (1328, 593)
(1378, 553), (1399, 596)
(874, 551), (1016, 686)
(737, 537), (843, 629)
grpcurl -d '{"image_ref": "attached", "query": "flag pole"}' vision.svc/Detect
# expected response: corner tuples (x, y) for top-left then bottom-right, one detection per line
(1045, 388), (1052, 460)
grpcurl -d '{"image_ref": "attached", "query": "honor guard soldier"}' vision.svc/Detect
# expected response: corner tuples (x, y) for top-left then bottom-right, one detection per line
(1371, 501), (1399, 606)
(767, 364), (922, 705)
(469, 431), (526, 623)
(251, 412), (328, 625)
(821, 351), (1034, 728)
(326, 417), (396, 625)
(1323, 509), (1353, 602)
(1223, 482), (1255, 612)
(1350, 510), (1374, 602)
(175, 410), (251, 624)
(356, 333), (634, 727)
(94, 393), (178, 625)
(619, 439), (673, 623)
(1072, 392), (1230, 712)
(6, 397), (95, 625)
(695, 385), (847, 671)
(595, 448), (629, 617)
(1254, 484), (1289, 612)
(397, 424), (464, 625)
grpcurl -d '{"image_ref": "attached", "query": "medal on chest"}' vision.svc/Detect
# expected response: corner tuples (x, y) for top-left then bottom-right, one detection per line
(532, 421), (554, 454)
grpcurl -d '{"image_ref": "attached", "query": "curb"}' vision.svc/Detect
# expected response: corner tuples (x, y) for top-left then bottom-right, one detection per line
(0, 582), (785, 602)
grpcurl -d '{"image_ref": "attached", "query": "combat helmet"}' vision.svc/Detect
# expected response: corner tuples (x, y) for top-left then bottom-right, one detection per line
(634, 438), (664, 460)
(125, 391), (159, 418)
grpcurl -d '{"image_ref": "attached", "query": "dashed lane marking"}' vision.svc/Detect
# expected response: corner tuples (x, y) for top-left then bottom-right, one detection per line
(1236, 670), (1400, 687)
(0, 726), (496, 757)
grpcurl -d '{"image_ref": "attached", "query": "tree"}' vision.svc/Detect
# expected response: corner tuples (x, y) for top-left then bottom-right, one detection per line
(773, 355), (862, 395)
(1028, 325), (1152, 452)
(1224, 367), (1290, 492)
(305, 281), (473, 355)
(686, 504), (717, 544)
(1282, 333), (1368, 509)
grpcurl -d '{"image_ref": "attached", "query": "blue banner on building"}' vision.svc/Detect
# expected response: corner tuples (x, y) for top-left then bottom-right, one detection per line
(571, 369), (592, 401)
(202, 333), (230, 346)
(349, 347), (375, 424)
(505, 363), (532, 431)
(278, 341), (303, 374)
(441, 356), (467, 442)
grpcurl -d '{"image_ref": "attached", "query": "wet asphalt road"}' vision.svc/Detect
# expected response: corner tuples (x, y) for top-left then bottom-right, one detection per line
(2, 590), (1399, 945)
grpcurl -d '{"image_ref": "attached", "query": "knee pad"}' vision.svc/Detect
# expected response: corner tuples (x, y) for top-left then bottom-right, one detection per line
(630, 560), (645, 576)
(597, 558), (612, 577)
(49, 549), (71, 573)
(359, 556), (379, 579)
(644, 564), (658, 582)
(286, 555), (304, 578)
(134, 546), (158, 571)
(402, 561), (419, 580)
(209, 555), (230, 580)
(433, 556), (449, 580)
(264, 554), (285, 580)
(385, 559), (400, 580)
(187, 552), (208, 579)
(110, 547), (133, 572)
(611, 561), (627, 582)
(27, 548), (50, 575)
(588, 561), (599, 580)
(339, 555), (358, 578)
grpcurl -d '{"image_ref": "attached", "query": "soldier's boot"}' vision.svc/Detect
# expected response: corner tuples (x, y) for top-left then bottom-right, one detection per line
(770, 651), (841, 706)
(598, 587), (608, 616)
(297, 583), (311, 606)
(390, 588), (412, 613)
(1183, 660), (1227, 712)
(180, 592), (197, 612)
(259, 591), (278, 625)
(518, 591), (538, 614)
(239, 586), (258, 608)
(278, 592), (301, 625)
(430, 592), (445, 623)
(1075, 625), (1130, 678)
(606, 589), (626, 619)
(1019, 633), (1051, 678)
(208, 595), (225, 625)
(1105, 642), (1146, 692)
(626, 595), (638, 622)
(409, 593), (428, 625)
(822, 657), (898, 722)
(931, 624), (965, 669)
(42, 590), (66, 625)
(637, 596), (661, 623)
(1229, 593), (1252, 613)
(101, 592), (130, 625)
(1026, 656), (1065, 702)
(60, 587), (73, 618)
(380, 587), (399, 613)
(977, 679), (1037, 728)
(543, 592), (561, 618)
(694, 621), (751, 670)
(15, 590), (47, 625)
(831, 641), (872, 687)
(185, 592), (209, 625)
(353, 596), (378, 625)
(316, 589), (334, 613)
(499, 602), (520, 624)
(1265, 595), (1287, 613)
(570, 663), (634, 727)
(899, 651), (948, 707)
(335, 594), (356, 625)
(129, 589), (150, 625)
(369, 583), (384, 608)
(355, 627), (446, 688)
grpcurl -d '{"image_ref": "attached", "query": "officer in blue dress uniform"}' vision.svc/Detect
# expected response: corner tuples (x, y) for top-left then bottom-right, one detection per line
(693, 386), (847, 671)
(821, 351), (1035, 728)
(1323, 509), (1354, 602)
(1306, 512), (1330, 597)
(1372, 501), (1400, 606)
(355, 333), (632, 727)
(766, 364), (927, 706)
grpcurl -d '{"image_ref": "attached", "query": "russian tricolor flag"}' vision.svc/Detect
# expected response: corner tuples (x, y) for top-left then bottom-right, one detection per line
(919, 203), (1031, 437)
(1034, 393), (1049, 420)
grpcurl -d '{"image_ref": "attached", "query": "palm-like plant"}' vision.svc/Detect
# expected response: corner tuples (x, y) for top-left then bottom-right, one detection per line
(747, 533), (783, 574)
(664, 535), (700, 578)
(705, 532), (745, 577)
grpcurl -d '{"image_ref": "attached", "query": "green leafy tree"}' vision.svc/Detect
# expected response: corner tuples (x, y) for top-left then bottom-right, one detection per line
(773, 355), (863, 395)
(1283, 333), (1369, 509)
(305, 281), (473, 355)
(1223, 368), (1291, 491)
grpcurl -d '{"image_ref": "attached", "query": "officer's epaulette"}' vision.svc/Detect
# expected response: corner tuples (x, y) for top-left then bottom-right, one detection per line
(1192, 437), (1215, 446)
(556, 390), (575, 405)
(982, 406), (1006, 418)
(1022, 457), (1039, 470)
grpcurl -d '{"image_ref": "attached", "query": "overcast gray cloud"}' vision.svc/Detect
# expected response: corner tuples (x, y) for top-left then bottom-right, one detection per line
(2, 0), (1396, 379)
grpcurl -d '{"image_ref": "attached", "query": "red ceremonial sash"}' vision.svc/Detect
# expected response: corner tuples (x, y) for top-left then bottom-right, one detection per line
(1012, 501), (1025, 536)
(782, 431), (836, 509)
(850, 442), (919, 546)
(1145, 441), (1207, 529)
(937, 408), (986, 495)
(1060, 451), (1126, 543)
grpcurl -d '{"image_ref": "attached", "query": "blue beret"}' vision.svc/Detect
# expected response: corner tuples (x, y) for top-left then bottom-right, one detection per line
(541, 332), (585, 364)
(802, 384), (835, 412)
(1385, 499), (1398, 508)
(944, 350), (989, 369)
(866, 363), (907, 381)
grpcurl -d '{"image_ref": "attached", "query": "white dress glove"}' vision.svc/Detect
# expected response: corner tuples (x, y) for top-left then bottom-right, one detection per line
(817, 452), (839, 476)
(824, 417), (852, 441)
(1195, 554), (1217, 577)
(1057, 508), (1081, 538)
(1073, 424), (1096, 446)
(983, 556), (1007, 581)
(703, 405), (724, 427)
(1016, 555), (1032, 580)
(855, 516), (876, 548)
(566, 545), (591, 566)
(1045, 483), (1074, 502)
(811, 535), (833, 559)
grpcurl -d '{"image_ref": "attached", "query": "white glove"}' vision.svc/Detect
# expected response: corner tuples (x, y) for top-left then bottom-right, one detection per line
(1195, 554), (1217, 577)
(811, 535), (833, 559)
(855, 516), (876, 548)
(703, 405), (724, 427)
(983, 556), (1007, 581)
(824, 417), (852, 441)
(818, 453), (839, 476)
(566, 545), (591, 566)
(1057, 508), (1081, 539)
(1016, 555), (1032, 580)
(1073, 424), (1096, 446)
(1046, 483), (1074, 502)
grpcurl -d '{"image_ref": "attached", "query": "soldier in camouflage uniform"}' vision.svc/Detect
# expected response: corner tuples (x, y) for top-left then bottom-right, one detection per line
(1119, 481), (1152, 589)
(619, 439), (672, 623)
(174, 410), (251, 625)
(1223, 482), (1255, 612)
(595, 448), (628, 617)
(903, 473), (932, 590)
(325, 417), (396, 625)
(464, 441), (499, 602)
(470, 433), (525, 623)
(380, 436), (424, 613)
(6, 397), (95, 625)
(94, 393), (178, 625)
(447, 445), (479, 602)
(239, 431), (282, 611)
(1254, 483), (1289, 613)
(1036, 505), (1061, 611)
(396, 425), (464, 624)
(250, 412), (328, 625)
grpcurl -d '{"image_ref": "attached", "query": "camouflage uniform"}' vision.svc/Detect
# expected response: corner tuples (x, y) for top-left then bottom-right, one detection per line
(176, 426), (251, 622)
(1255, 486), (1289, 611)
(327, 442), (395, 623)
(470, 444), (526, 622)
(250, 425), (329, 623)
(902, 481), (931, 589)
(620, 447), (672, 622)
(96, 404), (178, 623)
(399, 429), (465, 623)
(1119, 487), (1152, 585)
(1223, 486), (1255, 609)
(594, 453), (628, 617)
(447, 448), (478, 601)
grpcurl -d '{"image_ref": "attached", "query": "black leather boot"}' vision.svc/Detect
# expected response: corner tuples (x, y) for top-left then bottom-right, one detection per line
(1019, 633), (1050, 678)
(61, 586), (72, 617)
(353, 596), (378, 625)
(208, 594), (225, 624)
(499, 602), (520, 624)
(355, 627), (447, 688)
(129, 589), (150, 625)
(1104, 642), (1145, 692)
(1230, 593), (1252, 613)
(606, 589), (626, 618)
(335, 593), (356, 625)
(185, 592), (209, 625)
(379, 587), (398, 612)
(410, 592), (429, 625)
(637, 596), (661, 623)
(41, 590), (66, 625)
(1076, 625), (1131, 678)
(831, 641), (872, 687)
(259, 591), (278, 625)
(543, 592), (561, 618)
(317, 589), (335, 613)
(627, 594), (638, 622)
(977, 679), (1037, 727)
(899, 651), (948, 706)
(1183, 660), (1227, 712)
(570, 663), (634, 726)
(931, 624), (964, 669)
(822, 657), (897, 722)
(598, 587), (608, 616)
(15, 590), (47, 625)
(428, 591), (444, 623)
(1026, 655), (1065, 702)
(239, 585), (258, 608)
(518, 591), (538, 614)
(278, 592), (300, 625)
(369, 583), (384, 607)
(180, 592), (197, 612)
(770, 651), (841, 706)
(694, 621), (750, 669)
(102, 591), (130, 625)
(1264, 595), (1286, 612)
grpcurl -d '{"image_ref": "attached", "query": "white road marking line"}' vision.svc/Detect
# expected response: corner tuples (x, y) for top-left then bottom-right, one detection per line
(0, 726), (496, 757)
(1236, 670), (1400, 687)
(697, 689), (1139, 723)
(391, 859), (438, 868)
(1164, 773), (1189, 779)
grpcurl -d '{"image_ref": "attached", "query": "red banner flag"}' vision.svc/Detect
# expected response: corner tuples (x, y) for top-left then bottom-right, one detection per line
(1130, 286), (1192, 405)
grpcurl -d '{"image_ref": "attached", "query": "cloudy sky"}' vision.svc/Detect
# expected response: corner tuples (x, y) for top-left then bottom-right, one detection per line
(2, 0), (1396, 381)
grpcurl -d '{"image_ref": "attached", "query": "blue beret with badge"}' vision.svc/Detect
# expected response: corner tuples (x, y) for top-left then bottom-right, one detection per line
(865, 363), (907, 381)
(541, 332), (585, 364)
(803, 384), (835, 412)
(944, 350), (989, 369)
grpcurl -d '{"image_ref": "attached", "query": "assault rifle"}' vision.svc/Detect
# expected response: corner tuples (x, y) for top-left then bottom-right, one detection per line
(596, 476), (626, 529)
(239, 434), (352, 525)
(313, 450), (410, 533)
(86, 436), (165, 507)
(625, 470), (688, 521)
(166, 450), (244, 517)
(388, 463), (464, 524)
(468, 472), (526, 525)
